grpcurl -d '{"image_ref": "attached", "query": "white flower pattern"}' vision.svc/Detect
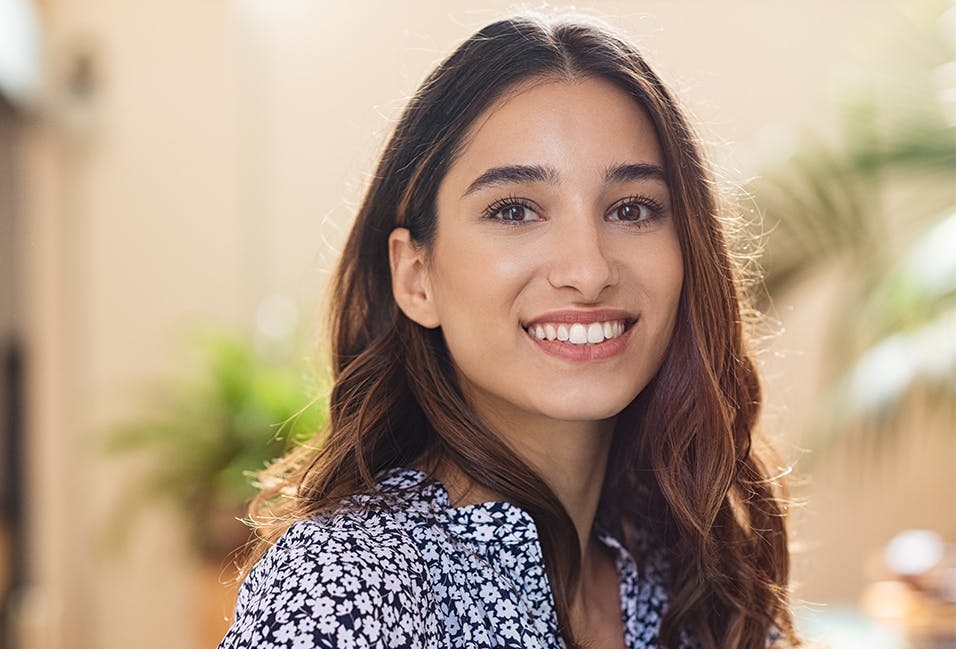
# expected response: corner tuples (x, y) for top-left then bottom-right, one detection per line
(218, 468), (696, 648)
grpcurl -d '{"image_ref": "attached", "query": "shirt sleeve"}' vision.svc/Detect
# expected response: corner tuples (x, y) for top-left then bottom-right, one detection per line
(217, 516), (440, 649)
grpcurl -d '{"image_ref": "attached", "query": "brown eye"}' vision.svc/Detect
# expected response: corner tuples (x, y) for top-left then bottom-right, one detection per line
(614, 203), (647, 222)
(608, 196), (665, 225)
(485, 199), (541, 223)
(500, 204), (528, 221)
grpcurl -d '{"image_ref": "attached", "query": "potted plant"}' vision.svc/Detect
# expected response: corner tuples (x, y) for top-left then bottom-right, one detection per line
(104, 328), (327, 645)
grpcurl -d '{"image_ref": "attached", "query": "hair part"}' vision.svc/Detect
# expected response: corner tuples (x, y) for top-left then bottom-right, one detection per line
(244, 14), (799, 649)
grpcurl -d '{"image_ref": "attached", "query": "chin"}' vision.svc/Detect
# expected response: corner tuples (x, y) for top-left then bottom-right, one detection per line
(536, 378), (648, 421)
(538, 397), (633, 423)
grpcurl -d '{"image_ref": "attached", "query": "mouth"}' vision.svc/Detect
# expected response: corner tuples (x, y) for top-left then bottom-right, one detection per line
(523, 319), (633, 345)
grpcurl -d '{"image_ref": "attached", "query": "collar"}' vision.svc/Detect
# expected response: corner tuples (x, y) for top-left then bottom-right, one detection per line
(375, 466), (650, 640)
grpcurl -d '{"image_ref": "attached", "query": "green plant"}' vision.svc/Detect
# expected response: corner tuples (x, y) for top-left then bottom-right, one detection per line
(105, 330), (327, 559)
(751, 2), (956, 451)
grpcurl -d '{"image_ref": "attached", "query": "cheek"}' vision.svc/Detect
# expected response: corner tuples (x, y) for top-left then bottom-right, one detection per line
(429, 238), (537, 317)
(427, 241), (539, 388)
(636, 232), (684, 305)
(660, 226), (684, 294)
(640, 236), (684, 349)
(664, 253), (684, 317)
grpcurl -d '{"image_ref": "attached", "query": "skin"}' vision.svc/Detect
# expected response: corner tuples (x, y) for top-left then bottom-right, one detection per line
(390, 76), (683, 645)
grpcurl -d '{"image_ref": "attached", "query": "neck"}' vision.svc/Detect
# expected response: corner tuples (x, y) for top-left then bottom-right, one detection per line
(508, 417), (615, 559)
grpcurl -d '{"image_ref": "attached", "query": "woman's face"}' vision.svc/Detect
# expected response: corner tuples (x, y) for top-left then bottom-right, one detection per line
(395, 76), (683, 431)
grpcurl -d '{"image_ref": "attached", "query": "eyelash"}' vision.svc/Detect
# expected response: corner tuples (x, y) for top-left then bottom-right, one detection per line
(608, 194), (666, 225)
(482, 194), (666, 227)
(482, 195), (538, 224)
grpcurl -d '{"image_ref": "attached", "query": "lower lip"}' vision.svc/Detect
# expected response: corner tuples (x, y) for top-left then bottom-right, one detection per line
(525, 323), (634, 361)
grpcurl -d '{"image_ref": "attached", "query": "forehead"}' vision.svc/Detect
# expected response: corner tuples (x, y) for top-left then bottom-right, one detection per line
(444, 75), (664, 187)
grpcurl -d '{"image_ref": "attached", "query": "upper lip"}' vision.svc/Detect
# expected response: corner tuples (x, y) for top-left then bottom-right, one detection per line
(523, 309), (637, 328)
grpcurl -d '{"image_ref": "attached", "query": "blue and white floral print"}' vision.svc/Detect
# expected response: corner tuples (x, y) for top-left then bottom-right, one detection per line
(218, 467), (689, 648)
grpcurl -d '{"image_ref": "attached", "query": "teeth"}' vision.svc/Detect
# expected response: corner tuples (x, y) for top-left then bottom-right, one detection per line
(569, 323), (588, 344)
(526, 320), (628, 345)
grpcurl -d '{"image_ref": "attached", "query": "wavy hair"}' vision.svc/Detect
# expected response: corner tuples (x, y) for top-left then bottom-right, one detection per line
(245, 14), (798, 649)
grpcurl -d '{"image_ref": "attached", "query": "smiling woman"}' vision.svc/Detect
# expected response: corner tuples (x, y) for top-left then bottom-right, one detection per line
(391, 77), (682, 427)
(218, 14), (799, 649)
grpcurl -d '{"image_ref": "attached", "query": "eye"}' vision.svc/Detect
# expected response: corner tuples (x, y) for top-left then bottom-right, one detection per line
(498, 204), (532, 222)
(484, 197), (541, 223)
(612, 203), (648, 222)
(607, 196), (665, 224)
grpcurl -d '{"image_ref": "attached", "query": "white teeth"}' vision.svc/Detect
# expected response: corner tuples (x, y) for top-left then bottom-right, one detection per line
(527, 319), (628, 345)
(568, 323), (588, 344)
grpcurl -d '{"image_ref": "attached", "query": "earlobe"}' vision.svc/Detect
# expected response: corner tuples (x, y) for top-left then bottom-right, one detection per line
(388, 228), (441, 329)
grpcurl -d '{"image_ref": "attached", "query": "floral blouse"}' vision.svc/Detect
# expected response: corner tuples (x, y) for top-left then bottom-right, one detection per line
(218, 467), (693, 649)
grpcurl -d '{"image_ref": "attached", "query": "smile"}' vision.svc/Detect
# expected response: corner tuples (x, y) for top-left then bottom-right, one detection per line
(524, 320), (628, 345)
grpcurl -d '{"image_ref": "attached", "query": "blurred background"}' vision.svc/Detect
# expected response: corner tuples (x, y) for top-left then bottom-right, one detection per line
(1, 1), (954, 648)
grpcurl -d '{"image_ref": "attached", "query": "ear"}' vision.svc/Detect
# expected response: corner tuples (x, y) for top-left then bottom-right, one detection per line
(389, 228), (441, 329)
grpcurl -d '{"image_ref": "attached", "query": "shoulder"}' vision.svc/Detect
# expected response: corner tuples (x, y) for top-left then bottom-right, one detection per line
(277, 505), (430, 579)
(219, 508), (442, 649)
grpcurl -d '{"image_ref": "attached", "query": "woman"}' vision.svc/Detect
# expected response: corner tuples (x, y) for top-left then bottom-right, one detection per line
(219, 14), (799, 649)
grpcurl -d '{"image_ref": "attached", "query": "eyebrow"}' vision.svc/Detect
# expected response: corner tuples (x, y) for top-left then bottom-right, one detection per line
(604, 162), (667, 184)
(463, 164), (559, 196)
(463, 161), (667, 197)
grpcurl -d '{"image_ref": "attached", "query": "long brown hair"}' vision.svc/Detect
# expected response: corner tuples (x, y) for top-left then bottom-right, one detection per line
(247, 14), (798, 649)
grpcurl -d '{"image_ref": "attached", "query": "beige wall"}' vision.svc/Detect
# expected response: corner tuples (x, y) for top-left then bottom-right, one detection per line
(18, 2), (243, 647)
(13, 1), (952, 648)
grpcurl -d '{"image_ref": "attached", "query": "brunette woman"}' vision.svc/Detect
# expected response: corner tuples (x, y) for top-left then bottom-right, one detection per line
(218, 14), (799, 649)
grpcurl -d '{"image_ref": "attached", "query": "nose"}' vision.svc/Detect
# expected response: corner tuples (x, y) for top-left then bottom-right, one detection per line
(546, 214), (617, 301)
